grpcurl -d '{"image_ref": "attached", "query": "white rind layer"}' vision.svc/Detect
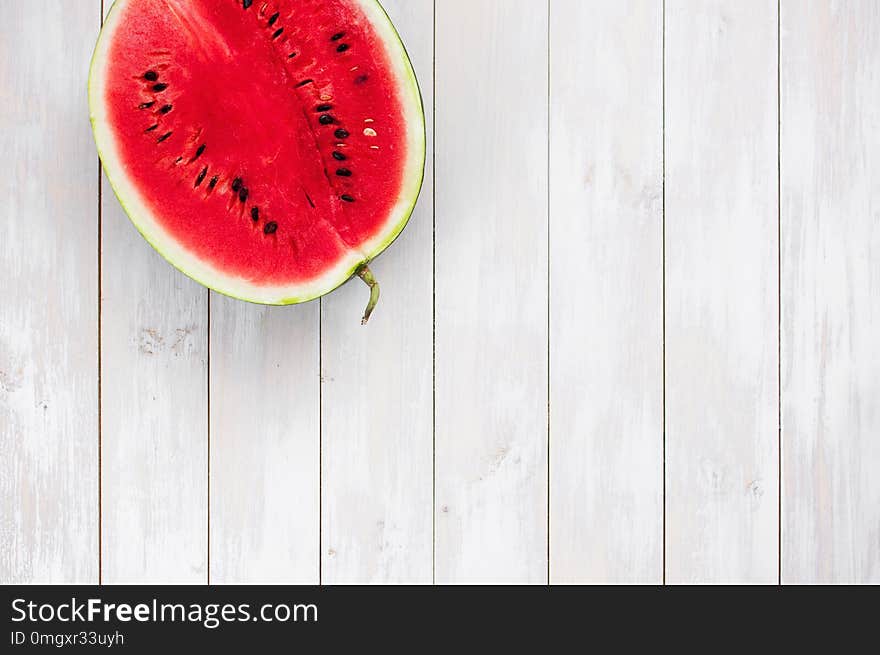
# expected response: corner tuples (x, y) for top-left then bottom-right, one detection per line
(89, 0), (425, 305)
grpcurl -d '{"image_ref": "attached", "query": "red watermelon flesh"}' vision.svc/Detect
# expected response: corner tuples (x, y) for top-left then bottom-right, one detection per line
(90, 0), (425, 308)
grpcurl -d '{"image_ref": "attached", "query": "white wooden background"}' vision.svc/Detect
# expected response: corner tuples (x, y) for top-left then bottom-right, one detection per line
(2, 0), (878, 585)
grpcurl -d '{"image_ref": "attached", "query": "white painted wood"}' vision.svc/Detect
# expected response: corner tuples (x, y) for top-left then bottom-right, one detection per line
(8, 0), (880, 587)
(549, 0), (663, 584)
(0, 0), (100, 584)
(210, 296), (320, 584)
(435, 0), (548, 584)
(100, 2), (208, 585)
(101, 199), (208, 584)
(781, 0), (880, 584)
(664, 0), (779, 583)
(320, 0), (434, 585)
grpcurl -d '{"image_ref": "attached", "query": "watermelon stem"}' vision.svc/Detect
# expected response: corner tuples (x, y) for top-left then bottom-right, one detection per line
(357, 264), (380, 325)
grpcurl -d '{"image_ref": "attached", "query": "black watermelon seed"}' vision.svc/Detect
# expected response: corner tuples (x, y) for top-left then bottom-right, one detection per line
(334, 128), (350, 139)
(268, 12), (279, 26)
(145, 124), (159, 132)
(319, 114), (334, 125)
(153, 83), (168, 92)
(144, 71), (158, 81)
(193, 144), (206, 160)
(316, 104), (333, 112)
(208, 176), (219, 190)
(340, 194), (355, 203)
(264, 221), (278, 235)
(295, 79), (314, 88)
(138, 101), (155, 110)
(288, 52), (297, 58)
(195, 166), (208, 187)
(331, 32), (346, 41)
(272, 28), (284, 39)
(242, 0), (253, 8)
(336, 168), (352, 177)
(231, 177), (243, 192)
(332, 151), (346, 161)
(159, 104), (173, 114)
(354, 74), (368, 85)
(239, 187), (249, 202)
(157, 131), (173, 143)
(336, 43), (350, 53)
(251, 207), (260, 222)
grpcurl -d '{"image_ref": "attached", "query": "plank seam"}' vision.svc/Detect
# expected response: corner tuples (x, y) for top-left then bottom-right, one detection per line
(546, 0), (552, 587)
(776, 0), (782, 587)
(319, 298), (323, 586)
(98, 0), (105, 587)
(661, 0), (667, 587)
(207, 291), (211, 584)
(431, 0), (437, 586)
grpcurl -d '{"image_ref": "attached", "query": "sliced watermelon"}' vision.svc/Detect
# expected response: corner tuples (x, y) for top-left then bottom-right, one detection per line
(90, 0), (425, 320)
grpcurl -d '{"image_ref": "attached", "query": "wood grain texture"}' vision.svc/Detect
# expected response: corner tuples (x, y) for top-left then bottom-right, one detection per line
(100, 198), (208, 583)
(210, 296), (319, 584)
(6, 0), (880, 587)
(549, 0), (663, 584)
(781, 0), (880, 583)
(320, 0), (433, 584)
(0, 0), (100, 584)
(99, 2), (208, 585)
(664, 0), (779, 583)
(434, 0), (549, 584)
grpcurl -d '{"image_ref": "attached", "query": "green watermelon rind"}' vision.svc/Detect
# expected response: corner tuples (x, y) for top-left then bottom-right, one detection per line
(89, 0), (426, 306)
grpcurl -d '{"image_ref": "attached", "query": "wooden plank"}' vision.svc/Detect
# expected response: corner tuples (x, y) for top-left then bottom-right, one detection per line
(209, 296), (319, 584)
(781, 0), (880, 583)
(549, 0), (663, 584)
(320, 0), (434, 584)
(0, 0), (100, 584)
(434, 0), (548, 584)
(100, 1), (207, 585)
(664, 0), (779, 583)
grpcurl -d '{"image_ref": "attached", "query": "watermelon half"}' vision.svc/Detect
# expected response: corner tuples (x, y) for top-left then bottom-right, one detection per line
(89, 0), (425, 321)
